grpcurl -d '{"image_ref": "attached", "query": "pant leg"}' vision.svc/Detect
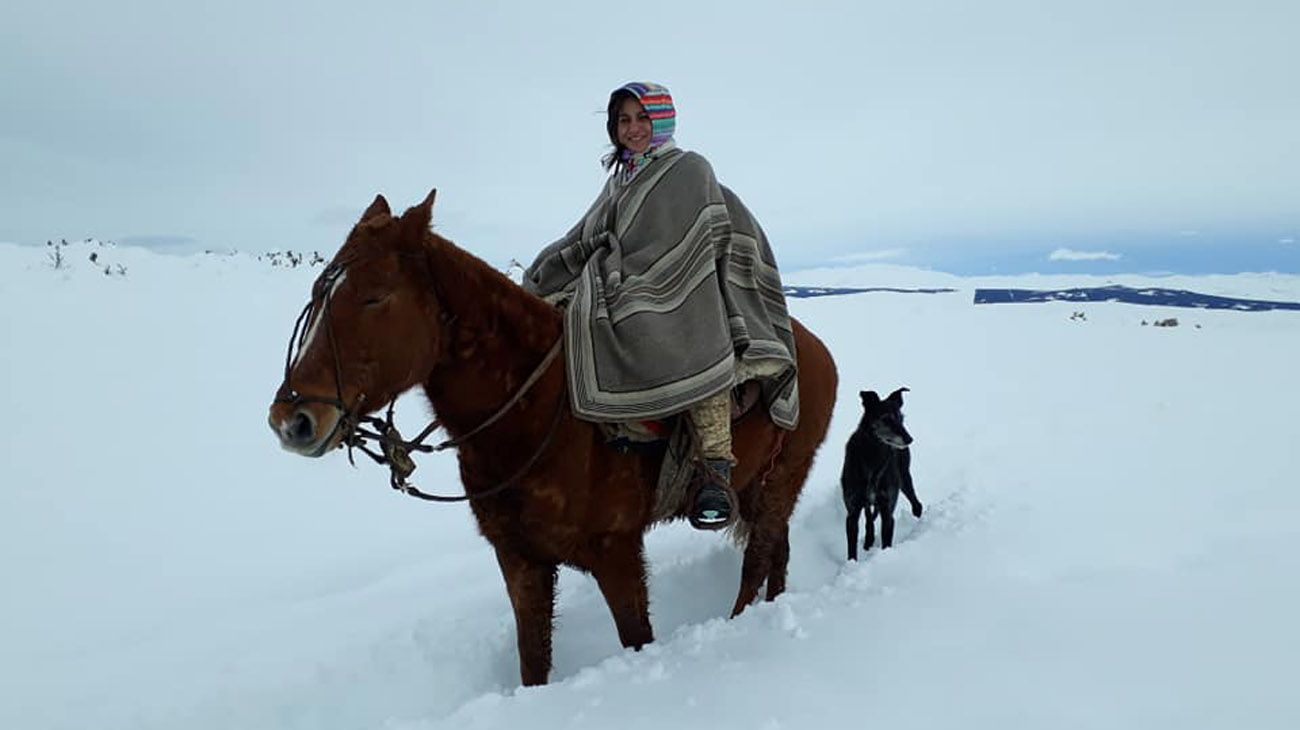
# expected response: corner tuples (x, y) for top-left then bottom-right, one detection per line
(687, 391), (733, 462)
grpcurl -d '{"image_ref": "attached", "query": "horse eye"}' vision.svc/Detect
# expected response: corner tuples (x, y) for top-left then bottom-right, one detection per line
(362, 295), (389, 307)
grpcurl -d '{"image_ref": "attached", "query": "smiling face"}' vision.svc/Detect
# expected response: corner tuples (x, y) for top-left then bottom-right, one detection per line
(616, 96), (653, 154)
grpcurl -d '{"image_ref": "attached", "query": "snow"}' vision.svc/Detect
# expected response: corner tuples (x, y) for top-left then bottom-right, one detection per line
(3, 240), (1299, 729)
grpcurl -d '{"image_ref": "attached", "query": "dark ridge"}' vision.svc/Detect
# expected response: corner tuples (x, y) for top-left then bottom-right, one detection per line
(973, 285), (1300, 312)
(784, 286), (958, 299)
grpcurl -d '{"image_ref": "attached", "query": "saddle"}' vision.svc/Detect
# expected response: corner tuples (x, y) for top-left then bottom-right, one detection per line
(599, 380), (764, 450)
(592, 380), (769, 523)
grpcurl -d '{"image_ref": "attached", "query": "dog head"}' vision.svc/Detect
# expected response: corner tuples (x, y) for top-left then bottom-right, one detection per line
(859, 387), (912, 449)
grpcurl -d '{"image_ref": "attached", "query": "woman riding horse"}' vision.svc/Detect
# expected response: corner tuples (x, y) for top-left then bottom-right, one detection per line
(522, 81), (800, 531)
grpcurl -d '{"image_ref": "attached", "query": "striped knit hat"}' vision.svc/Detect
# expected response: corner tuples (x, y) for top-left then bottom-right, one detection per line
(608, 81), (676, 150)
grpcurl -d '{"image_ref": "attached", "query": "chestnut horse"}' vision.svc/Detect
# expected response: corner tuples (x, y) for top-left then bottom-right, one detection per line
(268, 191), (837, 686)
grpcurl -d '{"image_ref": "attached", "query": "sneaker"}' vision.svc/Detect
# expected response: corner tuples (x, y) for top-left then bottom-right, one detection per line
(689, 458), (736, 530)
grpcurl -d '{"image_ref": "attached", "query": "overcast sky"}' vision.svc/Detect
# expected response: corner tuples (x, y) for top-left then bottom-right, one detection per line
(3, 0), (1297, 271)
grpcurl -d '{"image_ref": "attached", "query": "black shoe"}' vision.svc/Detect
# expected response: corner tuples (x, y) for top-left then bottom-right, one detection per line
(689, 459), (736, 530)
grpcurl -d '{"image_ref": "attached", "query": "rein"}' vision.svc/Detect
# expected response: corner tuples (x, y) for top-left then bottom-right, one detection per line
(275, 259), (566, 502)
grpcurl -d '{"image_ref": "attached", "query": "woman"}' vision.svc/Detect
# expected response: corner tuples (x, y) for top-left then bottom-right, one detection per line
(523, 82), (799, 531)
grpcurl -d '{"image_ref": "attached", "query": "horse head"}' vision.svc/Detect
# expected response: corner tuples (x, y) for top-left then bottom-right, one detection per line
(268, 190), (443, 457)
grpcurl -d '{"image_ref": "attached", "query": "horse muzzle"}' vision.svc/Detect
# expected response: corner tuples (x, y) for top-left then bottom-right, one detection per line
(268, 401), (345, 457)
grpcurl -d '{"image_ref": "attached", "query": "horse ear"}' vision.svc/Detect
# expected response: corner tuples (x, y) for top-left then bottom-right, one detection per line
(360, 194), (391, 222)
(887, 387), (909, 406)
(401, 189), (437, 236)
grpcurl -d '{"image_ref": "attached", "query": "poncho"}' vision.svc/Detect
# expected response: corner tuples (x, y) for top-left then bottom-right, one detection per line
(523, 147), (799, 430)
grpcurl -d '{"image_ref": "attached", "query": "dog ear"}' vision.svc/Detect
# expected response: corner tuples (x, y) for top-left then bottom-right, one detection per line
(886, 387), (909, 406)
(860, 390), (880, 406)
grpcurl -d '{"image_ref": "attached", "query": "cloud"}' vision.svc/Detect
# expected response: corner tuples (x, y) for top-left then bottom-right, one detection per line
(830, 249), (907, 264)
(1049, 248), (1122, 262)
(5, 3), (1299, 267)
(1281, 237), (1296, 245)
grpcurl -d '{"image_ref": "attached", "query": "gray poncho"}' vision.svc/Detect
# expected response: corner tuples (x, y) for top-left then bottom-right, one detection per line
(523, 147), (799, 430)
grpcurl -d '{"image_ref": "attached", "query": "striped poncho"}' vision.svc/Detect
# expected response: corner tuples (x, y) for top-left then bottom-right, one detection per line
(522, 147), (799, 430)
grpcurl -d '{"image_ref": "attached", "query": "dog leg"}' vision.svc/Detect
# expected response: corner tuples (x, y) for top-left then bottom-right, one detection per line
(845, 501), (863, 561)
(863, 505), (876, 552)
(899, 451), (923, 518)
(880, 510), (895, 549)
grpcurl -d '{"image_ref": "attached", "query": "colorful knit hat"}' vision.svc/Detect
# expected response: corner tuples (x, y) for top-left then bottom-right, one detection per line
(608, 81), (676, 150)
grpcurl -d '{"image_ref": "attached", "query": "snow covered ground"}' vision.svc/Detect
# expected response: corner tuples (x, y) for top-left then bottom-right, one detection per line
(3, 240), (1298, 729)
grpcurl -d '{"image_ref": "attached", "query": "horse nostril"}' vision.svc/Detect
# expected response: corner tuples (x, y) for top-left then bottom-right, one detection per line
(286, 411), (316, 446)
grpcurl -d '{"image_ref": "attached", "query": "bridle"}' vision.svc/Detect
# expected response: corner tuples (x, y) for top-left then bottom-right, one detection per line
(274, 257), (566, 502)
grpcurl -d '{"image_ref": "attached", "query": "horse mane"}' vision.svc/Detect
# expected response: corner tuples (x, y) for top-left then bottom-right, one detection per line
(418, 229), (562, 354)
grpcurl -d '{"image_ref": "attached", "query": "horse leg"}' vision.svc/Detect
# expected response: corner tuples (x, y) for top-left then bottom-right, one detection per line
(740, 448), (815, 611)
(765, 522), (790, 601)
(731, 523), (780, 617)
(494, 546), (558, 686)
(589, 533), (654, 650)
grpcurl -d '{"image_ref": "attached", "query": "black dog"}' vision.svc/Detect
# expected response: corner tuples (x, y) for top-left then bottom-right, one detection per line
(841, 387), (922, 560)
